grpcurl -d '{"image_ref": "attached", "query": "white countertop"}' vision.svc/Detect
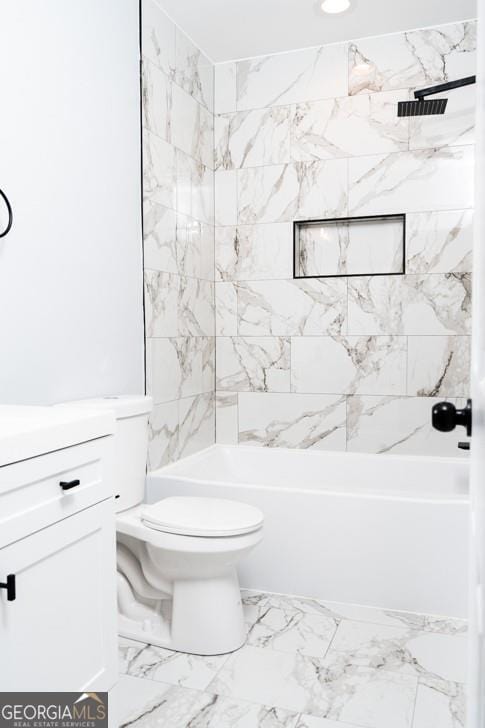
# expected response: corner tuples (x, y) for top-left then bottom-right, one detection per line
(0, 405), (116, 466)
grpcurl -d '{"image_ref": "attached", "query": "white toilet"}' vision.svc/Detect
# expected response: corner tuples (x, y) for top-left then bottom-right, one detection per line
(62, 395), (264, 656)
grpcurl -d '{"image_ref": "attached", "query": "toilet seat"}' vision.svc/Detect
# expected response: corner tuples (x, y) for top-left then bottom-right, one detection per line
(141, 496), (264, 537)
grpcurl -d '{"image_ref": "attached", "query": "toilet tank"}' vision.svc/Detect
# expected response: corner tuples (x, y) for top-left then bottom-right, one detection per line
(58, 395), (152, 512)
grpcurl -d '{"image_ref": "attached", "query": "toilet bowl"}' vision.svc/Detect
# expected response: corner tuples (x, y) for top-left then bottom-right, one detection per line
(59, 396), (264, 655)
(116, 498), (263, 654)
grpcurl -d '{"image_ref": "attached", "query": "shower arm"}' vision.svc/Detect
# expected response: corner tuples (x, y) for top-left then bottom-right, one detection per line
(414, 75), (476, 99)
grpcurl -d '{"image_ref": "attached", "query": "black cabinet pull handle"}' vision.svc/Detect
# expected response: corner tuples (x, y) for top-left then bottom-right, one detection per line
(458, 441), (471, 451)
(0, 574), (16, 601)
(59, 479), (80, 491)
(0, 188), (13, 238)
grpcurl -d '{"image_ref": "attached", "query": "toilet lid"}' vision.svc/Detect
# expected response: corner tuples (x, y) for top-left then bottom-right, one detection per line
(141, 497), (264, 537)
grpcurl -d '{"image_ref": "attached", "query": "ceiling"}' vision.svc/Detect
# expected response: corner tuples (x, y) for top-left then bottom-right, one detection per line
(156, 0), (477, 63)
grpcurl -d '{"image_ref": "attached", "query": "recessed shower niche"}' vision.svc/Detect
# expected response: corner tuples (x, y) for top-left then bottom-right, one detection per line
(293, 213), (406, 279)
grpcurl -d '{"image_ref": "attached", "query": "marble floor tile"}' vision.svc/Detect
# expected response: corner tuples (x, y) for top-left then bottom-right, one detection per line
(295, 717), (361, 728)
(242, 591), (467, 635)
(187, 693), (300, 728)
(208, 645), (417, 726)
(328, 618), (468, 684)
(242, 590), (342, 620)
(246, 605), (338, 658)
(118, 637), (228, 691)
(113, 674), (200, 728)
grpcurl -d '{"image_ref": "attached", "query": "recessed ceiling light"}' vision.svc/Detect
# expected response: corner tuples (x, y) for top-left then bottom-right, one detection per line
(321, 0), (351, 14)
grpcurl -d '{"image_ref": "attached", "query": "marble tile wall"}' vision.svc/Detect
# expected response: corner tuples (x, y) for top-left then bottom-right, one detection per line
(142, 0), (216, 469)
(214, 20), (475, 456)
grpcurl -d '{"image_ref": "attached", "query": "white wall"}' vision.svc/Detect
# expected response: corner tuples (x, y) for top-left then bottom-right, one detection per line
(0, 0), (144, 405)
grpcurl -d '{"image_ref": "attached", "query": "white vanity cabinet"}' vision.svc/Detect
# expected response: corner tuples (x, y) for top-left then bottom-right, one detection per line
(0, 407), (118, 691)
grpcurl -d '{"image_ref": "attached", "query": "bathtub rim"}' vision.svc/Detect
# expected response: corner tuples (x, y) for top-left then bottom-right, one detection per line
(147, 444), (469, 505)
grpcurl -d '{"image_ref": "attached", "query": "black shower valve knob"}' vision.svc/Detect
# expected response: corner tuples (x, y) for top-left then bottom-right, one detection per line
(431, 399), (472, 437)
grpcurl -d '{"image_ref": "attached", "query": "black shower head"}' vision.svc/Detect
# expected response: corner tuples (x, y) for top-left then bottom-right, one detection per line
(397, 98), (448, 117)
(397, 75), (475, 118)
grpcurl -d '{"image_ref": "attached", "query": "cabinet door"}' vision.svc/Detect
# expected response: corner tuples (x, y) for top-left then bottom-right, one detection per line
(0, 500), (117, 691)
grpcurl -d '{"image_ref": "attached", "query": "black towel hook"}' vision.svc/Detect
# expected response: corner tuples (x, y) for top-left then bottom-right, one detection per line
(0, 188), (13, 238)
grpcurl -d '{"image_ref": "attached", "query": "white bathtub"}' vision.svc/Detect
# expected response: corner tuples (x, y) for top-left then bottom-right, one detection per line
(147, 445), (469, 618)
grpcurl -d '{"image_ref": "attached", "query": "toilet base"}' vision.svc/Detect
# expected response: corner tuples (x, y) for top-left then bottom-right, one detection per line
(118, 567), (247, 656)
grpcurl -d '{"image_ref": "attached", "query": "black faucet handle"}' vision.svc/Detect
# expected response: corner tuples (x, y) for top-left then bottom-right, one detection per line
(432, 399), (472, 437)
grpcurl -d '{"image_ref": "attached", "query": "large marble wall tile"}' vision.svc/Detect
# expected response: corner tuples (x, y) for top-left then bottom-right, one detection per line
(238, 160), (348, 224)
(238, 393), (346, 450)
(409, 84), (475, 151)
(237, 279), (347, 336)
(346, 395), (468, 456)
(142, 59), (172, 142)
(144, 270), (179, 337)
(201, 336), (216, 393)
(291, 336), (406, 396)
(176, 150), (213, 225)
(216, 391), (238, 445)
(407, 336), (470, 397)
(143, 130), (176, 210)
(217, 336), (290, 392)
(172, 83), (213, 168)
(348, 147), (474, 215)
(147, 336), (214, 405)
(178, 392), (215, 458)
(216, 223), (293, 282)
(143, 202), (178, 274)
(215, 170), (238, 225)
(349, 21), (476, 96)
(146, 337), (183, 404)
(142, 0), (176, 79)
(178, 277), (214, 336)
(175, 29), (214, 111)
(406, 210), (473, 274)
(215, 107), (291, 170)
(215, 62), (237, 114)
(176, 215), (214, 280)
(236, 44), (348, 111)
(147, 401), (179, 469)
(413, 681), (465, 728)
(291, 91), (409, 162)
(348, 274), (471, 336)
(216, 282), (238, 336)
